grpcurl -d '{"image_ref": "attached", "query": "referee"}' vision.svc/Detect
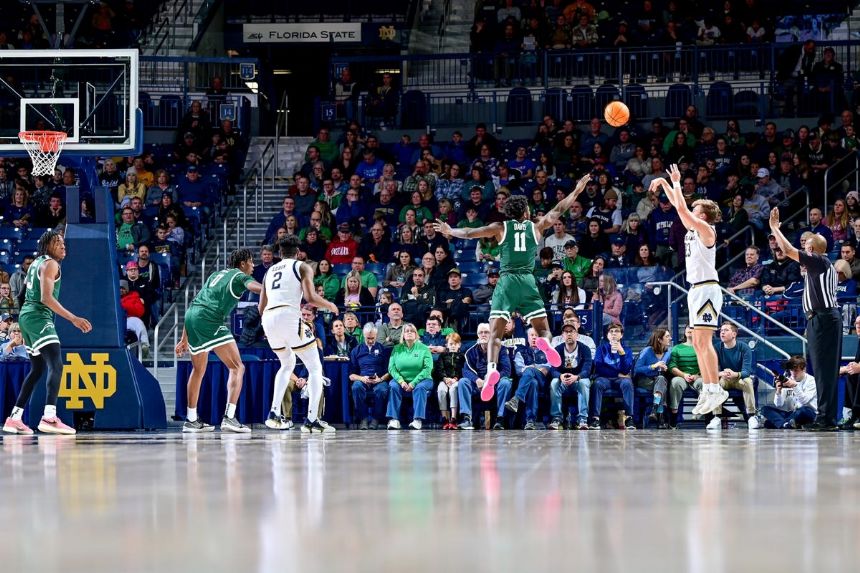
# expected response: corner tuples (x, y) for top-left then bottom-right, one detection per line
(769, 207), (842, 430)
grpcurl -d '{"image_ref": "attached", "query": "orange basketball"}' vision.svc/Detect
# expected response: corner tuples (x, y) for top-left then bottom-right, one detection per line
(604, 101), (630, 127)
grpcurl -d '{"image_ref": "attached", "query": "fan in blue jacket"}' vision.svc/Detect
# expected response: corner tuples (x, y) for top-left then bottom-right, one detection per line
(503, 328), (552, 429)
(591, 323), (635, 429)
(548, 323), (593, 429)
(634, 328), (673, 426)
(457, 323), (512, 430)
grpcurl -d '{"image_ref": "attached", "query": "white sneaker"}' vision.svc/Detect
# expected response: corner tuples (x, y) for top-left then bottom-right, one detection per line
(700, 388), (729, 415)
(387, 419), (401, 430)
(691, 391), (708, 416)
(408, 419), (423, 430)
(264, 412), (293, 430)
(747, 415), (762, 430)
(706, 417), (722, 431)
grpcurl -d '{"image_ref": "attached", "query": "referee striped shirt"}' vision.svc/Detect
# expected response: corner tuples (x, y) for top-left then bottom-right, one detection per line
(798, 251), (837, 313)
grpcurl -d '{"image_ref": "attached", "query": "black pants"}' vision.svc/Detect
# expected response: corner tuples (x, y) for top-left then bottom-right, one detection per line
(846, 374), (860, 420)
(806, 308), (843, 425)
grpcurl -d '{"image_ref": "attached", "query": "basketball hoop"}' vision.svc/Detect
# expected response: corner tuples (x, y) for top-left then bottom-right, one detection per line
(19, 131), (68, 176)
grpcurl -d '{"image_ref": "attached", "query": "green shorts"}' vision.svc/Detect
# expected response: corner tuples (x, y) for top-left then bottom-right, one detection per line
(18, 309), (59, 356)
(490, 273), (547, 323)
(185, 307), (235, 355)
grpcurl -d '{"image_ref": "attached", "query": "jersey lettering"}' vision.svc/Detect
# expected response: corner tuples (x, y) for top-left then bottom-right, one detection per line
(271, 271), (283, 290)
(513, 231), (526, 252)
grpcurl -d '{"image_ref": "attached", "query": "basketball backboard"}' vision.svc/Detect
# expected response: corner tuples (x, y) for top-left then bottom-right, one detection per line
(0, 49), (139, 154)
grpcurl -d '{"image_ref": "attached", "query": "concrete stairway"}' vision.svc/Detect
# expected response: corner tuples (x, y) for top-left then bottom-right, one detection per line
(140, 0), (206, 56)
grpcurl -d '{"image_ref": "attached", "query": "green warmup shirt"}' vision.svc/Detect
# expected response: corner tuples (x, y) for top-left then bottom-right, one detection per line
(668, 343), (700, 376)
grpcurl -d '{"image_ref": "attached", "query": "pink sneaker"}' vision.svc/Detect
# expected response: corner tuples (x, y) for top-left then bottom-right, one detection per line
(3, 417), (34, 435)
(481, 369), (501, 402)
(38, 416), (76, 435)
(536, 337), (561, 368)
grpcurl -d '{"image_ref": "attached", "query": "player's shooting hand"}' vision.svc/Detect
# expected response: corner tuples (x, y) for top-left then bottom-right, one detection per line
(769, 207), (781, 231)
(573, 173), (591, 196)
(72, 316), (92, 334)
(433, 219), (452, 237)
(668, 164), (681, 184)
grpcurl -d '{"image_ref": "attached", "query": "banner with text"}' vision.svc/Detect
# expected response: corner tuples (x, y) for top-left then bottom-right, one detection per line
(244, 23), (362, 43)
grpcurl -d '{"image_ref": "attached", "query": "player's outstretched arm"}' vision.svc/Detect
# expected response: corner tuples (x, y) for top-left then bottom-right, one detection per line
(300, 263), (339, 314)
(769, 207), (800, 262)
(536, 173), (592, 233)
(433, 220), (503, 241)
(665, 164), (715, 245)
(39, 259), (91, 333)
(246, 280), (263, 294)
(257, 281), (268, 315)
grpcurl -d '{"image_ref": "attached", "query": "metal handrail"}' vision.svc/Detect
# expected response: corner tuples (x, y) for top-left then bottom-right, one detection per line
(823, 152), (860, 210)
(646, 281), (791, 359)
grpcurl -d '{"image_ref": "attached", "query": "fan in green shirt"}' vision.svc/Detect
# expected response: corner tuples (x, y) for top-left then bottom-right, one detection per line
(386, 324), (435, 430)
(562, 240), (591, 282)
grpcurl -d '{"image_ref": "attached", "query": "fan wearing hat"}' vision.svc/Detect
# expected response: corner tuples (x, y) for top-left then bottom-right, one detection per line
(586, 187), (622, 234)
(755, 167), (784, 207)
(437, 268), (473, 330)
(606, 235), (631, 268)
(176, 163), (210, 215)
(473, 267), (500, 305)
(561, 239), (591, 282)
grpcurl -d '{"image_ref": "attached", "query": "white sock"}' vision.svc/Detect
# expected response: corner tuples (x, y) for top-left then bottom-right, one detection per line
(44, 405), (57, 419)
(187, 407), (198, 422)
(487, 361), (497, 371)
(10, 407), (23, 421)
(225, 403), (236, 418)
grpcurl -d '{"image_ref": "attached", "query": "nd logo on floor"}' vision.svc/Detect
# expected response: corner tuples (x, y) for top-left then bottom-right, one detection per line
(59, 353), (117, 409)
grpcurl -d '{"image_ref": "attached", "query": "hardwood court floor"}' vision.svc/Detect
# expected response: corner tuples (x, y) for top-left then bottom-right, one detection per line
(1, 430), (859, 573)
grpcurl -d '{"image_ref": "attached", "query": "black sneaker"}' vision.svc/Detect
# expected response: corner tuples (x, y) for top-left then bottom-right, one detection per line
(358, 418), (370, 430)
(588, 417), (601, 430)
(457, 415), (474, 430)
(624, 416), (636, 431)
(504, 396), (520, 413)
(182, 419), (214, 433)
(838, 418), (857, 431)
(492, 420), (505, 430)
(802, 421), (838, 432)
(548, 417), (562, 430)
(523, 419), (536, 430)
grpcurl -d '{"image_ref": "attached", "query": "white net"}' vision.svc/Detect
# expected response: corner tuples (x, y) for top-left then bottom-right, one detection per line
(18, 131), (67, 176)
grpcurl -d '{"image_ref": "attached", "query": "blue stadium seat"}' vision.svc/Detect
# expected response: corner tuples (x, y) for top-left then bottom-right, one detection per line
(544, 88), (569, 121)
(734, 90), (760, 119)
(706, 81), (733, 118)
(457, 261), (484, 275)
(0, 227), (23, 242)
(622, 84), (648, 120)
(594, 83), (620, 116)
(569, 85), (594, 122)
(333, 263), (351, 276)
(365, 262), (386, 276)
(664, 83), (692, 119)
(16, 239), (39, 253)
(400, 90), (427, 129)
(25, 227), (50, 239)
(505, 87), (533, 125)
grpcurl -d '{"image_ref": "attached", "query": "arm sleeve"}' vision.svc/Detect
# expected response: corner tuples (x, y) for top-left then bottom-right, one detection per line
(579, 345), (593, 378)
(773, 388), (785, 408)
(667, 348), (679, 372)
(635, 348), (658, 377)
(413, 347), (434, 386)
(796, 376), (818, 407)
(740, 344), (753, 379)
(619, 345), (634, 375)
(797, 251), (829, 274)
(514, 350), (527, 376)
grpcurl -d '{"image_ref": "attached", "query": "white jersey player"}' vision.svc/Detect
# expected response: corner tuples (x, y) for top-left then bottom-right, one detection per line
(650, 164), (728, 421)
(259, 235), (339, 432)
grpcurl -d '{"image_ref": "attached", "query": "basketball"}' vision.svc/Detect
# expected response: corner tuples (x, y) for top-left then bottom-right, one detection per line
(604, 100), (630, 127)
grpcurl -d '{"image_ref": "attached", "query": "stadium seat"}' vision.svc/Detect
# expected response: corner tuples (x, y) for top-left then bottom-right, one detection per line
(664, 83), (692, 119)
(400, 90), (427, 129)
(594, 83), (620, 116)
(734, 90), (761, 119)
(706, 81), (733, 118)
(569, 85), (594, 122)
(505, 87), (533, 125)
(0, 227), (23, 242)
(544, 88), (569, 121)
(622, 83), (648, 120)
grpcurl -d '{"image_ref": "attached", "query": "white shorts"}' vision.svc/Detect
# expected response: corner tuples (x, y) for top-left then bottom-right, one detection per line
(688, 281), (723, 330)
(262, 306), (316, 351)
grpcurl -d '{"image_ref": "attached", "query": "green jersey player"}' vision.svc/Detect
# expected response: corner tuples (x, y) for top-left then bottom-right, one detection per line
(434, 173), (590, 401)
(175, 248), (262, 433)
